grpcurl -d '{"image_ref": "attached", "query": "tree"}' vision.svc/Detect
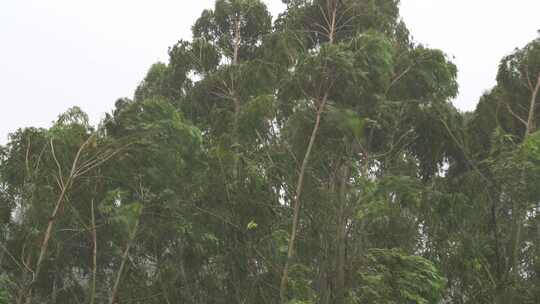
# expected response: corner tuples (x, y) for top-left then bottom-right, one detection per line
(4, 2), (540, 304)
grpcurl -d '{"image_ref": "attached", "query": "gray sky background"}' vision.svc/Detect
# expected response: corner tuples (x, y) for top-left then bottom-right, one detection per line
(1, 0), (539, 144)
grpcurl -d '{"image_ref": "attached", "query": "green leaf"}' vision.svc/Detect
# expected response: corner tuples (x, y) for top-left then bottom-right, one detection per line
(247, 220), (258, 230)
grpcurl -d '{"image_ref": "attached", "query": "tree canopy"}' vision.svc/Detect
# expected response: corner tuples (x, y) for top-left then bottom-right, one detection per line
(1, 1), (540, 303)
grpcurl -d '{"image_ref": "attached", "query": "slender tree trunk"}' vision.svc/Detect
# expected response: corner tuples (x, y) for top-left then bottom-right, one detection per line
(511, 198), (523, 283)
(525, 74), (540, 136)
(321, 171), (337, 304)
(335, 164), (349, 304)
(536, 207), (540, 275)
(279, 93), (329, 302)
(280, 2), (338, 301)
(157, 256), (173, 304)
(490, 196), (502, 282)
(34, 137), (91, 283)
(178, 241), (188, 301)
(51, 271), (58, 304)
(233, 95), (241, 182)
(226, 17), (244, 299)
(233, 14), (241, 66)
(327, 0), (337, 44)
(109, 218), (140, 304)
(537, 203), (540, 252)
(35, 185), (69, 280)
(89, 199), (97, 304)
(318, 242), (330, 304)
(231, 14), (242, 181)
(16, 254), (31, 304)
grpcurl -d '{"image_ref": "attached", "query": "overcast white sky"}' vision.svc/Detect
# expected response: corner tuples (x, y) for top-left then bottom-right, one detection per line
(1, 0), (539, 144)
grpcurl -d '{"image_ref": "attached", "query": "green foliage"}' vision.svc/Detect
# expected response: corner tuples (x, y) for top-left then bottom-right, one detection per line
(0, 275), (14, 304)
(193, 0), (272, 61)
(287, 264), (316, 304)
(3, 2), (540, 304)
(327, 107), (366, 142)
(497, 37), (540, 94)
(390, 47), (458, 101)
(357, 249), (446, 304)
(522, 130), (540, 160)
(247, 220), (258, 230)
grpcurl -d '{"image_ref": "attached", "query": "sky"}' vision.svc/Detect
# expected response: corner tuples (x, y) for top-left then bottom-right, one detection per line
(1, 0), (539, 144)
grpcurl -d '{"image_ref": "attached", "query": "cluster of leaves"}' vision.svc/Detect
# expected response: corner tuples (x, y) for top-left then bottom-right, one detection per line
(356, 249), (446, 304)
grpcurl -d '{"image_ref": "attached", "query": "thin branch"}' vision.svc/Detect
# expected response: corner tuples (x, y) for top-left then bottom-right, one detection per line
(386, 66), (413, 94)
(89, 198), (97, 304)
(506, 103), (529, 127)
(50, 138), (65, 189)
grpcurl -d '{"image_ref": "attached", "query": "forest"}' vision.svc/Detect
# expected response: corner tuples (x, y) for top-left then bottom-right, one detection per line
(1, 0), (540, 303)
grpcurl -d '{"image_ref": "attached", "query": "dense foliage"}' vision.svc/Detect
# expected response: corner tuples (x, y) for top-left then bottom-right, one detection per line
(1, 1), (540, 303)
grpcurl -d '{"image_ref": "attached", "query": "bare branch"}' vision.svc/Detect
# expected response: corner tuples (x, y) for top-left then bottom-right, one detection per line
(506, 103), (529, 127)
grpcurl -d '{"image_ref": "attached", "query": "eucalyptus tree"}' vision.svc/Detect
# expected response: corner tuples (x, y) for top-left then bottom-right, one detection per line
(421, 36), (540, 303)
(129, 1), (457, 302)
(135, 1), (283, 302)
(99, 97), (206, 304)
(269, 0), (459, 302)
(0, 108), (123, 304)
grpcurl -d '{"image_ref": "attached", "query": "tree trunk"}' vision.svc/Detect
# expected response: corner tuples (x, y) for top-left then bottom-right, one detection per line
(511, 208), (523, 281)
(89, 199), (97, 304)
(15, 255), (32, 304)
(232, 14), (242, 181)
(280, 2), (339, 301)
(280, 94), (329, 302)
(525, 74), (540, 136)
(109, 218), (139, 304)
(335, 164), (349, 303)
(233, 14), (241, 66)
(51, 271), (58, 304)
